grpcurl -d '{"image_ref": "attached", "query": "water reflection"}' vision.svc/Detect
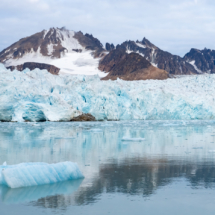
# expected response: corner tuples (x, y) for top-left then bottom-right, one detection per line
(1, 179), (83, 204)
(26, 158), (215, 209)
(74, 158), (215, 205)
(0, 121), (215, 211)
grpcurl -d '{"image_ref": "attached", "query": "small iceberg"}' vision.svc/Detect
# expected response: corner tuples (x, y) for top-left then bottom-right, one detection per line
(192, 147), (203, 149)
(121, 138), (145, 142)
(0, 162), (84, 189)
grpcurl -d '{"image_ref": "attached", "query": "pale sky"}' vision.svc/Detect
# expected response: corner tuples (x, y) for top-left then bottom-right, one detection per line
(0, 0), (215, 56)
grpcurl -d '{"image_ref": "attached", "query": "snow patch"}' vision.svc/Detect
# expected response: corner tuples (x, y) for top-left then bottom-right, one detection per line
(4, 49), (10, 53)
(188, 60), (203, 74)
(135, 42), (146, 49)
(43, 30), (48, 39)
(55, 28), (82, 52)
(151, 63), (158, 68)
(47, 43), (54, 56)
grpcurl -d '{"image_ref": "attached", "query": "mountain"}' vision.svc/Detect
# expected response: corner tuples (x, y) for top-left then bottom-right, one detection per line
(0, 27), (169, 80)
(183, 48), (215, 73)
(3, 27), (215, 80)
(0, 27), (106, 77)
(107, 38), (198, 75)
(0, 27), (104, 62)
(99, 49), (168, 80)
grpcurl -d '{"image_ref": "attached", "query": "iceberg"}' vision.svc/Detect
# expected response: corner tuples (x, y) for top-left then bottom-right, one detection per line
(1, 63), (215, 121)
(0, 162), (84, 189)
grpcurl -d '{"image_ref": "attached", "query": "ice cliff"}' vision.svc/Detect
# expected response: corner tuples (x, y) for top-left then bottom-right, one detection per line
(0, 63), (215, 121)
(0, 162), (84, 188)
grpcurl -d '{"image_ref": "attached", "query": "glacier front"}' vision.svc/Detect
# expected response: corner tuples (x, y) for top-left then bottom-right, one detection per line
(0, 63), (215, 121)
(0, 162), (84, 188)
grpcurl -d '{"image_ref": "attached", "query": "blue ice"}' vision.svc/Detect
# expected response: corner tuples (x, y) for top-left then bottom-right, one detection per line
(0, 162), (84, 188)
(1, 63), (215, 121)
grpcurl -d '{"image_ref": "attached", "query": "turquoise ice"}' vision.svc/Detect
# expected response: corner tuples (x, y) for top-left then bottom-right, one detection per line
(0, 162), (84, 188)
(0, 63), (215, 121)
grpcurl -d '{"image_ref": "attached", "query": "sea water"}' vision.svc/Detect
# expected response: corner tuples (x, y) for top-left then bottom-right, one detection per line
(0, 120), (215, 215)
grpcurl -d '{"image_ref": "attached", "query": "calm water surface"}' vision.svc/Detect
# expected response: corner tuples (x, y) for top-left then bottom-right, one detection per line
(0, 120), (215, 215)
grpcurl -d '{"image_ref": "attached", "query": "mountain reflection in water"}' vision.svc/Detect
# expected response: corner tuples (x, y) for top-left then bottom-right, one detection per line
(27, 158), (215, 209)
(0, 121), (215, 213)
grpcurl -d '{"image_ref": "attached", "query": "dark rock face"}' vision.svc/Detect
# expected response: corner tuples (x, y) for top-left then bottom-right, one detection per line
(183, 48), (215, 73)
(74, 31), (105, 57)
(72, 49), (82, 53)
(99, 49), (168, 81)
(115, 39), (197, 75)
(71, 113), (96, 121)
(141, 37), (158, 49)
(7, 62), (60, 75)
(105, 43), (115, 51)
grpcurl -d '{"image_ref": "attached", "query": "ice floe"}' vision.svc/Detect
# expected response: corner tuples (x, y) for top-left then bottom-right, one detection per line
(0, 162), (84, 188)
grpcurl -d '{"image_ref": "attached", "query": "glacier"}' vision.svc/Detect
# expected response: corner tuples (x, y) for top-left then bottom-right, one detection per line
(1, 63), (215, 121)
(0, 162), (84, 188)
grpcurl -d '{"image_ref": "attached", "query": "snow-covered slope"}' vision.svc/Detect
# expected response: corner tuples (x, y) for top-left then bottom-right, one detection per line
(0, 27), (107, 77)
(1, 63), (215, 122)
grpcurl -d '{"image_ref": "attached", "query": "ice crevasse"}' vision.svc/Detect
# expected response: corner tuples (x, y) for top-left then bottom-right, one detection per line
(0, 63), (215, 121)
(0, 162), (84, 188)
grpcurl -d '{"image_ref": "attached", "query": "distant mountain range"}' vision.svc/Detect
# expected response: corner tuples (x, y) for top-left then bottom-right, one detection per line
(0, 27), (214, 80)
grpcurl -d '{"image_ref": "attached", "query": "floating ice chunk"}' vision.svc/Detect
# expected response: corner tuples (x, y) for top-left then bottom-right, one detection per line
(192, 147), (203, 149)
(121, 138), (145, 142)
(0, 162), (84, 189)
(3, 161), (7, 166)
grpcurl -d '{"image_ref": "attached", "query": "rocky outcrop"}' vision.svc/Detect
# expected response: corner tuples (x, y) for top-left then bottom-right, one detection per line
(71, 113), (96, 121)
(99, 49), (168, 81)
(74, 31), (105, 57)
(7, 62), (60, 75)
(105, 43), (115, 51)
(115, 39), (197, 75)
(183, 48), (215, 73)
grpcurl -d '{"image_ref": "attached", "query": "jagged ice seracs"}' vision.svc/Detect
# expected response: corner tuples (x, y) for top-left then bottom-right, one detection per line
(0, 63), (215, 121)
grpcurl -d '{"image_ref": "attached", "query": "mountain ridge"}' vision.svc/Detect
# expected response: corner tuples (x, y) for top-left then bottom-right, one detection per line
(1, 27), (215, 80)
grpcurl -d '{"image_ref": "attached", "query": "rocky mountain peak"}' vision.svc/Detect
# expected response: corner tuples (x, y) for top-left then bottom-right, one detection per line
(105, 43), (115, 51)
(141, 37), (158, 49)
(0, 27), (105, 67)
(183, 47), (215, 73)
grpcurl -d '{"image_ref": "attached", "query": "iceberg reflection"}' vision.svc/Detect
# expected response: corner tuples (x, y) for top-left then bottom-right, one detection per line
(1, 179), (83, 204)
